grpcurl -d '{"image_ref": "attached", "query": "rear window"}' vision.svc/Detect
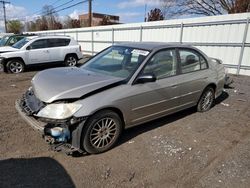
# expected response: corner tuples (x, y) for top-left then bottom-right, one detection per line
(47, 38), (71, 47)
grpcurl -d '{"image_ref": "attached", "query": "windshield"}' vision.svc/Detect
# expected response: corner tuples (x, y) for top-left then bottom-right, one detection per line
(82, 46), (150, 79)
(12, 37), (31, 49)
(0, 36), (10, 46)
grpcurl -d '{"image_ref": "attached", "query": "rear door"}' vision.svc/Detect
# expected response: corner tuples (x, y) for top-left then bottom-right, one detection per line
(47, 38), (71, 62)
(26, 39), (50, 64)
(175, 48), (211, 106)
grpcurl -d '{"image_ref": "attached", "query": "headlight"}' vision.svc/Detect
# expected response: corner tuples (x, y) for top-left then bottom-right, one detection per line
(36, 103), (82, 119)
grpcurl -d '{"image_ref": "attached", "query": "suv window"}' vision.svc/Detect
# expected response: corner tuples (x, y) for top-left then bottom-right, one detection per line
(48, 38), (70, 47)
(143, 49), (177, 79)
(179, 49), (208, 74)
(7, 37), (17, 46)
(30, 39), (48, 49)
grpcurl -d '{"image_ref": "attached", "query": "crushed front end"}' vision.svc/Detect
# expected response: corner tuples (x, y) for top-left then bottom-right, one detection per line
(16, 88), (87, 155)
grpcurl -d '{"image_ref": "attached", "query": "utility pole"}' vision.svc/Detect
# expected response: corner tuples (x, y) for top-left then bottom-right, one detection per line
(88, 0), (92, 27)
(0, 1), (10, 33)
(144, 4), (147, 22)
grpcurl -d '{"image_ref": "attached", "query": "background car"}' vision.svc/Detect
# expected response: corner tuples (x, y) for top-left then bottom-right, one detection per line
(16, 42), (226, 155)
(0, 34), (36, 47)
(0, 35), (83, 73)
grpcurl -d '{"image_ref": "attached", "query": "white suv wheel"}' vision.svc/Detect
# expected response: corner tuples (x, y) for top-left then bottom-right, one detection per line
(65, 56), (77, 67)
(7, 60), (25, 73)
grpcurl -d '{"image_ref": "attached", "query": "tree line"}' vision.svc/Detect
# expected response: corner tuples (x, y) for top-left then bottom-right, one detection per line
(6, 0), (250, 33)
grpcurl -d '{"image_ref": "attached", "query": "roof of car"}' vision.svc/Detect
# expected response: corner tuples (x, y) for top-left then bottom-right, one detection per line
(34, 35), (72, 39)
(114, 42), (192, 51)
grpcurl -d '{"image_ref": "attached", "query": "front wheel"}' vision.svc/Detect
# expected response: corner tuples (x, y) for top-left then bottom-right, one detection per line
(82, 110), (123, 154)
(197, 87), (215, 112)
(6, 59), (25, 73)
(64, 55), (77, 67)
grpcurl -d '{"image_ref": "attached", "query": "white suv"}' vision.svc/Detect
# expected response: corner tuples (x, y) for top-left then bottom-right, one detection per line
(0, 35), (83, 73)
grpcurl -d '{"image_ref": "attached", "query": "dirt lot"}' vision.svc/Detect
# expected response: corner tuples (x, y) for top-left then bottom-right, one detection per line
(0, 69), (249, 188)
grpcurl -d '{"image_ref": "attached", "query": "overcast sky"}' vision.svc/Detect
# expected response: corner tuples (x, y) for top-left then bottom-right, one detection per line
(0, 0), (163, 32)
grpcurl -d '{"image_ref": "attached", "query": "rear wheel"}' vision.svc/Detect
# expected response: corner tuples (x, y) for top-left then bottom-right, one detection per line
(82, 110), (123, 154)
(6, 59), (25, 73)
(64, 55), (77, 67)
(197, 87), (215, 112)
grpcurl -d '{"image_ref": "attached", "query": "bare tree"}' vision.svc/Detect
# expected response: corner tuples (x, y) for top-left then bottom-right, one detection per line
(64, 16), (80, 28)
(161, 0), (250, 18)
(99, 15), (111, 25)
(147, 8), (164, 21)
(41, 5), (62, 30)
(7, 20), (23, 34)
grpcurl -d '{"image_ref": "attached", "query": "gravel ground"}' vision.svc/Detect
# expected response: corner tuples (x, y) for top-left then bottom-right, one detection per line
(0, 69), (249, 188)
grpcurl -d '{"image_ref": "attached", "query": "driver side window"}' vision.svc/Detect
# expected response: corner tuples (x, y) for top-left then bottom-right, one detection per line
(30, 39), (48, 50)
(142, 49), (177, 79)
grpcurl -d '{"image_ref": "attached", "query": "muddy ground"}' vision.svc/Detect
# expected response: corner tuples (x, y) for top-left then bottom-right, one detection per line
(0, 67), (249, 188)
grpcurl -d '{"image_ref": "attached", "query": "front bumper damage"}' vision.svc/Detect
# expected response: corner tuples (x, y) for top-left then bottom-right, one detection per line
(15, 90), (87, 155)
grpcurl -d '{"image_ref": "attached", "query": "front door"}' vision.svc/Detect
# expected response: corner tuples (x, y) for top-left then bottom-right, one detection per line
(27, 39), (50, 64)
(129, 49), (180, 125)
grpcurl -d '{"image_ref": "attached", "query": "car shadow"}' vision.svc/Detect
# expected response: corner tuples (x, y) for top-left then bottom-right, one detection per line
(0, 157), (75, 188)
(117, 91), (229, 147)
(215, 90), (229, 104)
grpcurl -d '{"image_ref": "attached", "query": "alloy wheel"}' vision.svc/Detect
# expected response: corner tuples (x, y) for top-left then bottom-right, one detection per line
(9, 61), (24, 73)
(200, 90), (213, 111)
(67, 56), (77, 66)
(90, 118), (117, 149)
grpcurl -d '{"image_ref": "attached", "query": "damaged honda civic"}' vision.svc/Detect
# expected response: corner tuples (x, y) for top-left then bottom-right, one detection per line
(16, 42), (226, 155)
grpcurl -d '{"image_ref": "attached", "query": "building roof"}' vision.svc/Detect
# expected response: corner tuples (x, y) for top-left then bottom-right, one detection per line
(79, 12), (119, 21)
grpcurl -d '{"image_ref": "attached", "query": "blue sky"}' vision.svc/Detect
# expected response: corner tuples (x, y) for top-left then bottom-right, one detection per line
(0, 0), (163, 24)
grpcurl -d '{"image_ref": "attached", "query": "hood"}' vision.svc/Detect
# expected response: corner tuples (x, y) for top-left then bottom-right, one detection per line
(0, 46), (19, 53)
(32, 67), (124, 103)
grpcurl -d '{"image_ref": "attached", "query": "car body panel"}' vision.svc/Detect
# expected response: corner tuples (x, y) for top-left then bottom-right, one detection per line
(32, 67), (124, 103)
(27, 48), (50, 64)
(0, 46), (19, 53)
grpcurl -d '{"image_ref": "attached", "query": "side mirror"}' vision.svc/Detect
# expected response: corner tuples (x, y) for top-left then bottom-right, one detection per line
(135, 73), (156, 84)
(26, 46), (31, 50)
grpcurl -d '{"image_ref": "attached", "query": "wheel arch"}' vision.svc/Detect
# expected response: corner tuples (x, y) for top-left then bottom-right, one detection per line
(89, 107), (126, 128)
(3, 57), (25, 72)
(64, 53), (78, 61)
(205, 83), (217, 93)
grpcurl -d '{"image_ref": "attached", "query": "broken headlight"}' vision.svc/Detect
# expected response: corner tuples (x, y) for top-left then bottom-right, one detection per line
(36, 103), (82, 120)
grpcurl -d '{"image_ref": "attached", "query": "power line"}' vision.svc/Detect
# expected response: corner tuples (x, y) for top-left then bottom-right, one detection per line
(33, 0), (87, 18)
(2, 0), (88, 25)
(37, 0), (75, 16)
(51, 0), (64, 6)
(17, 0), (84, 21)
(31, 0), (74, 17)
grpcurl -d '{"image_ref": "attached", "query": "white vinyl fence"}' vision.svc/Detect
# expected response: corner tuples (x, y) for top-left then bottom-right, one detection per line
(33, 13), (250, 75)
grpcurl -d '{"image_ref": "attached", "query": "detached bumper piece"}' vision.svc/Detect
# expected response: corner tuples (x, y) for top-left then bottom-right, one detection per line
(15, 94), (86, 155)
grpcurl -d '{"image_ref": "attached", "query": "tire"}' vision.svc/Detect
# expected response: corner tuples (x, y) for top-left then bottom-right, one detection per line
(197, 86), (215, 112)
(6, 59), (25, 73)
(64, 55), (77, 67)
(82, 110), (123, 154)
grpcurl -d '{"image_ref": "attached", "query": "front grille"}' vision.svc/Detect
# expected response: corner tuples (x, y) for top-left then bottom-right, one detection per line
(20, 89), (45, 116)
